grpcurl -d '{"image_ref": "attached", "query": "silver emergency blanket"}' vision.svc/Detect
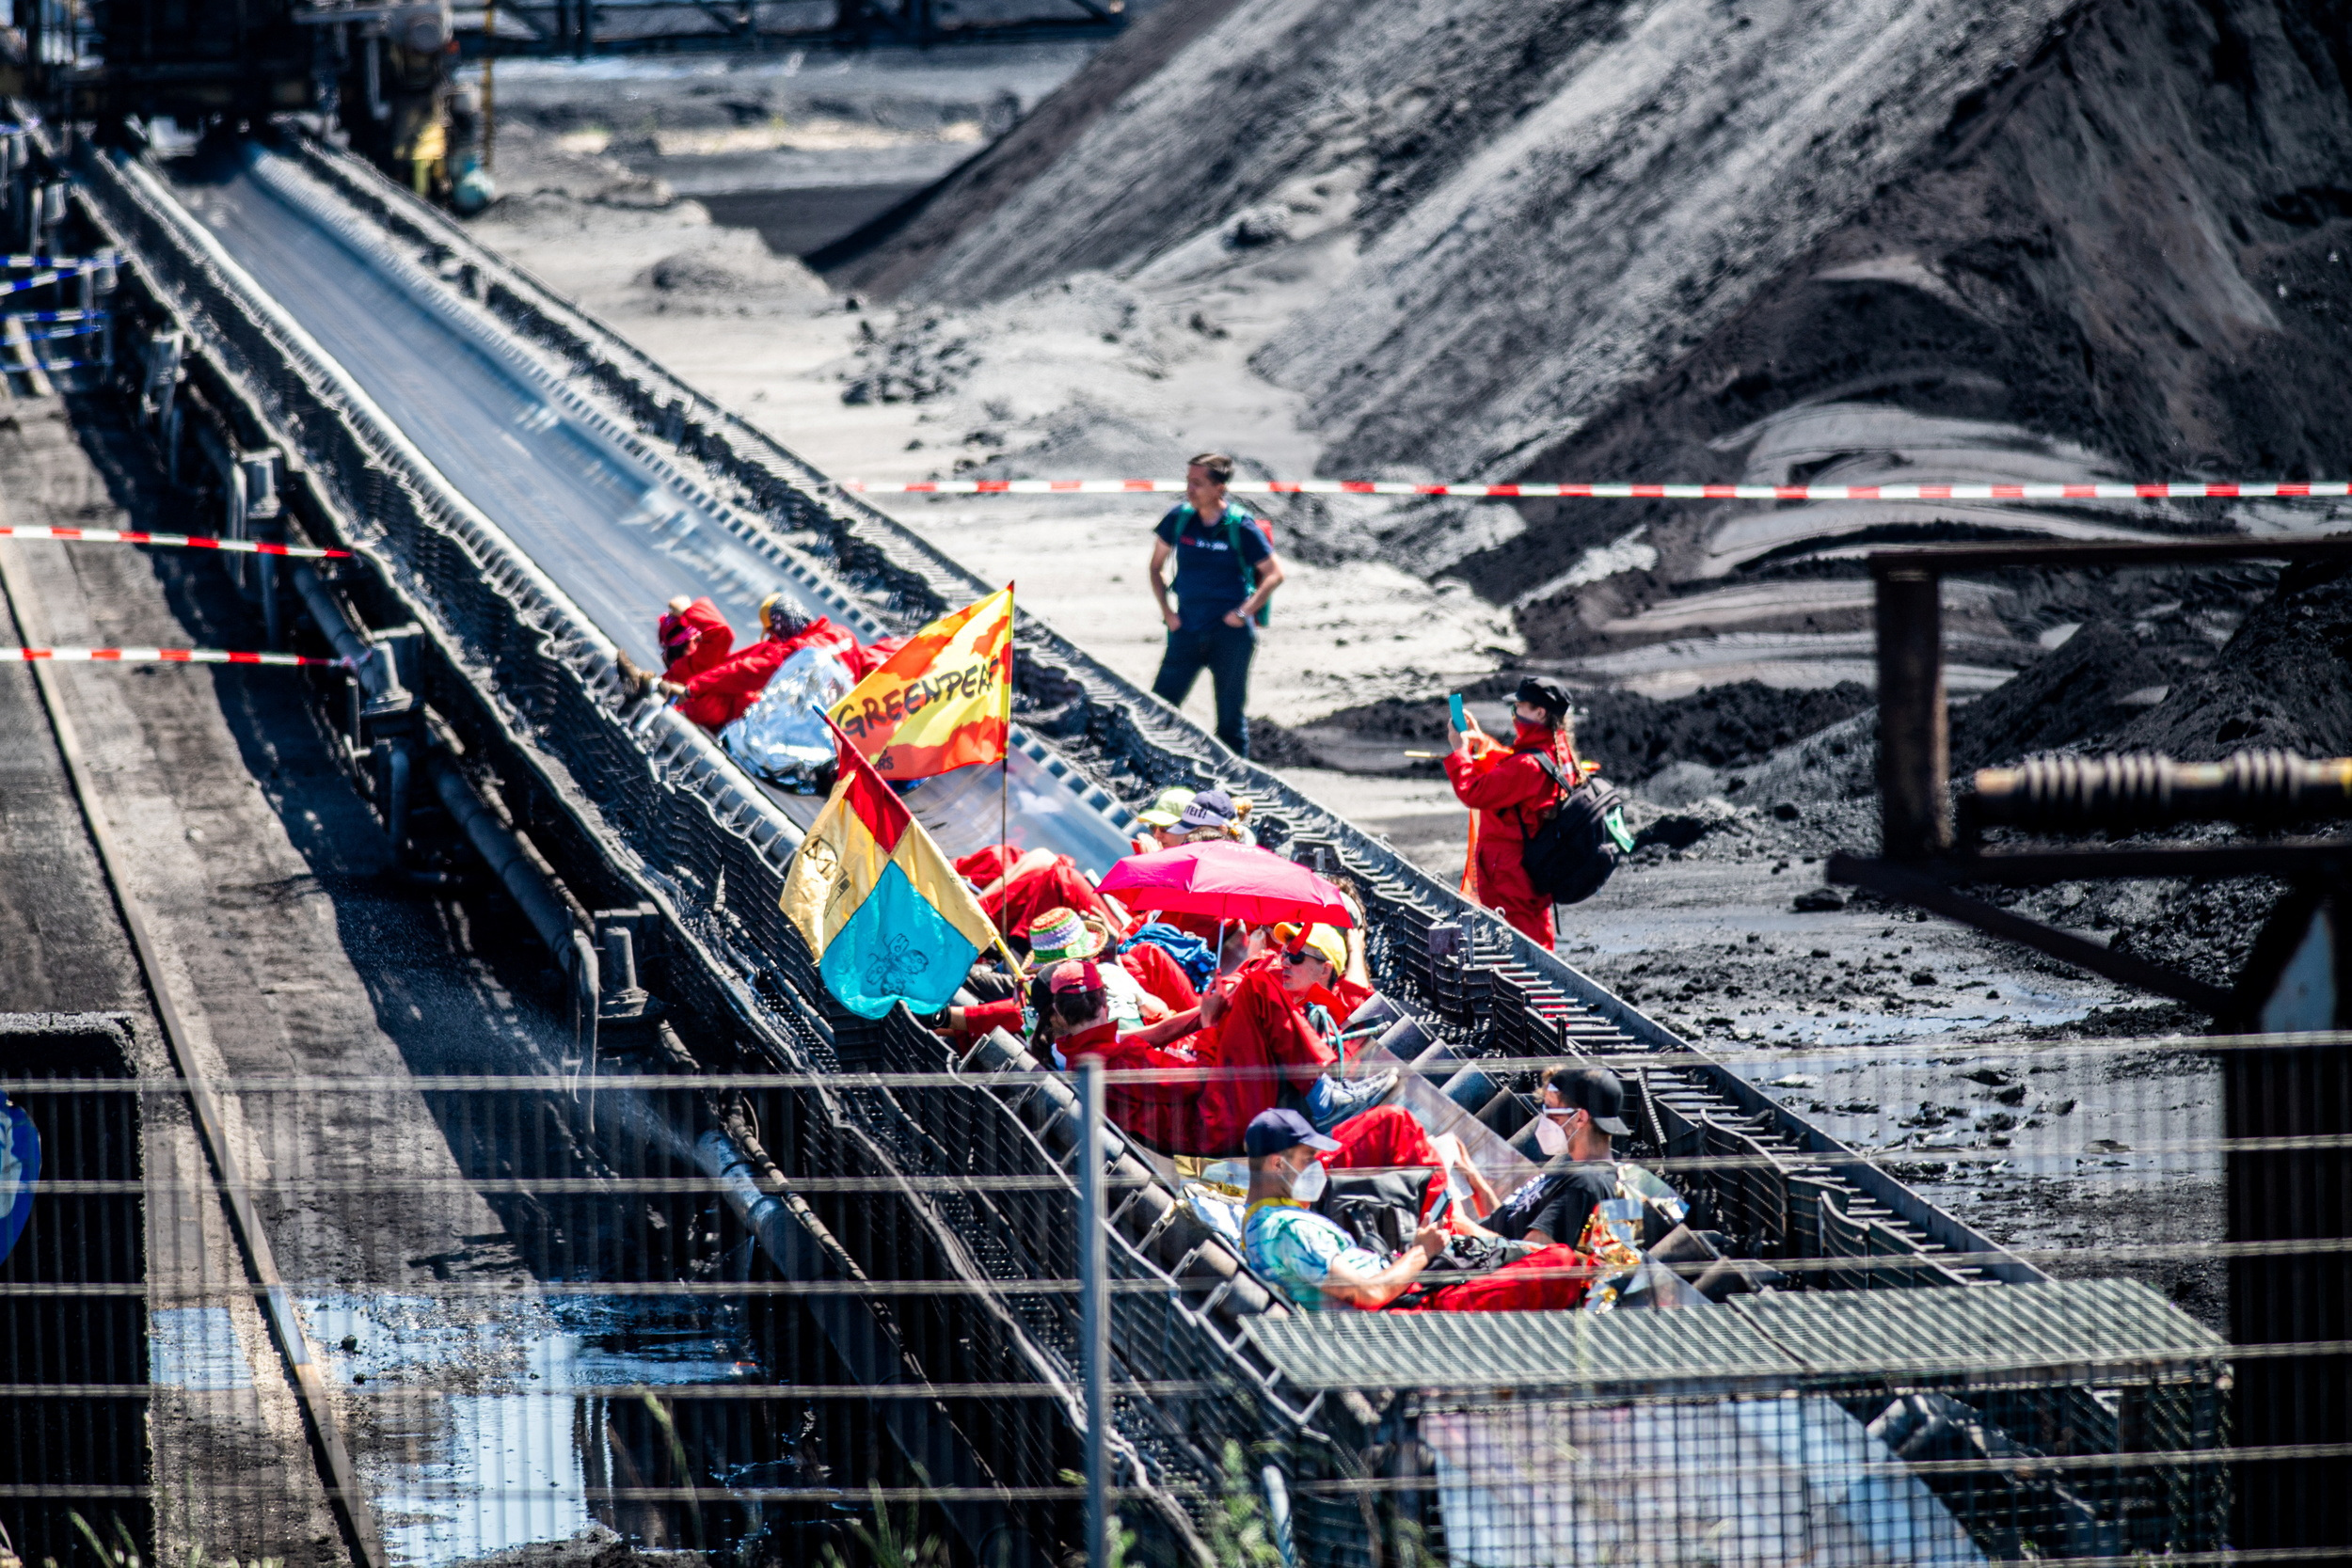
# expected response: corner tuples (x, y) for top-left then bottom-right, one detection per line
(716, 646), (856, 791)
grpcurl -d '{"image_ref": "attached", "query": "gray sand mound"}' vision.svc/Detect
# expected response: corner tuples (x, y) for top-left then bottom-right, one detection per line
(824, 0), (2352, 695)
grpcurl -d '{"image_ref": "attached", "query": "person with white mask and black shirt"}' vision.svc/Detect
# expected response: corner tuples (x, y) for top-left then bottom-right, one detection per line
(1482, 1065), (1671, 1249)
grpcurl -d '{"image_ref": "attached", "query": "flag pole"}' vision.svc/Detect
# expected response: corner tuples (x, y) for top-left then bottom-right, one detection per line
(1000, 582), (1013, 863)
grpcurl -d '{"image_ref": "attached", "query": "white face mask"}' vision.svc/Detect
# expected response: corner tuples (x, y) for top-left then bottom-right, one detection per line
(1534, 1112), (1571, 1158)
(1290, 1158), (1328, 1203)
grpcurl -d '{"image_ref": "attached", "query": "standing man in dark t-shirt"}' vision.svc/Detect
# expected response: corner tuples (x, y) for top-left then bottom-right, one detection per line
(1483, 1065), (1646, 1247)
(1150, 451), (1284, 757)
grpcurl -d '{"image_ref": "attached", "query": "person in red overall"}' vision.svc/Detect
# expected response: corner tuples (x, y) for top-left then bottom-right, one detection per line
(1196, 927), (1391, 1154)
(657, 595), (736, 683)
(666, 594), (861, 731)
(1030, 959), (1219, 1154)
(952, 845), (1123, 942)
(1441, 676), (1583, 950)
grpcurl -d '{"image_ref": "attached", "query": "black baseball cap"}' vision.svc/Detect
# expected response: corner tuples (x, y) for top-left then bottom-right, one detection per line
(1514, 676), (1571, 723)
(1548, 1065), (1631, 1136)
(1245, 1108), (1341, 1158)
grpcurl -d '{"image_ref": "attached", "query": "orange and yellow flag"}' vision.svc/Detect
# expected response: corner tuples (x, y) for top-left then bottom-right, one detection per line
(827, 586), (1013, 780)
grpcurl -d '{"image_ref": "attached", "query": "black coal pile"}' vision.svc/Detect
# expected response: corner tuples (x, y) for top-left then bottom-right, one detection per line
(1949, 620), (2174, 772)
(1574, 682), (1875, 784)
(1256, 679), (1873, 785)
(2114, 561), (2352, 759)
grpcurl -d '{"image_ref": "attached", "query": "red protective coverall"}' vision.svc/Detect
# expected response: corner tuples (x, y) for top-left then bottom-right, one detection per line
(1399, 1244), (1593, 1312)
(952, 845), (1121, 941)
(1061, 1019), (1219, 1155)
(1199, 961), (1340, 1155)
(675, 618), (861, 732)
(845, 634), (912, 681)
(1119, 941), (1200, 1014)
(1441, 727), (1573, 949)
(658, 597), (736, 683)
(1313, 1106), (1460, 1225)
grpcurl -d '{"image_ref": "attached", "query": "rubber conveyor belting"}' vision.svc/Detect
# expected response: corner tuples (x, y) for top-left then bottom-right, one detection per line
(164, 139), (1133, 877)
(145, 132), (2036, 1291)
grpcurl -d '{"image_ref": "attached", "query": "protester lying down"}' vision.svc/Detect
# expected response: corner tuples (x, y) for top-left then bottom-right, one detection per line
(614, 591), (908, 789)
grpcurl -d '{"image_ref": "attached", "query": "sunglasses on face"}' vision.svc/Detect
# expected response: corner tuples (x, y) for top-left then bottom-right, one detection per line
(1282, 949), (1328, 967)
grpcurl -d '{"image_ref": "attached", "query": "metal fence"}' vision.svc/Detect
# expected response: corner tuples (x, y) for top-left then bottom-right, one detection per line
(0, 1017), (2340, 1566)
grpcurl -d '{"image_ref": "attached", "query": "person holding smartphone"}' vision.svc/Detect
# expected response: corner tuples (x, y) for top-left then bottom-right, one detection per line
(1443, 676), (1582, 948)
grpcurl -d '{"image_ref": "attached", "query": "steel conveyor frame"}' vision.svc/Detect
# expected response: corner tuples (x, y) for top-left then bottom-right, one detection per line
(61, 128), (1275, 1561)
(47, 116), (2049, 1560)
(273, 127), (2037, 1278)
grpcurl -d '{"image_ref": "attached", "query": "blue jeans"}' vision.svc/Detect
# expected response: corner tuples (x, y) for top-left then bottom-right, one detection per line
(1153, 620), (1255, 756)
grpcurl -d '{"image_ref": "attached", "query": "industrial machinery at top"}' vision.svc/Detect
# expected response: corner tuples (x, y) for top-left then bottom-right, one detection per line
(5, 0), (486, 207)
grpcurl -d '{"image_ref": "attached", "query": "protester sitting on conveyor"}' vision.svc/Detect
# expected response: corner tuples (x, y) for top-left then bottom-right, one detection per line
(1481, 1065), (1684, 1251)
(1130, 785), (1197, 853)
(956, 845), (1124, 944)
(1198, 926), (1392, 1152)
(1139, 789), (1249, 945)
(1243, 1111), (1591, 1312)
(1041, 958), (1220, 1153)
(1025, 906), (1196, 1023)
(657, 595), (735, 682)
(1443, 676), (1587, 950)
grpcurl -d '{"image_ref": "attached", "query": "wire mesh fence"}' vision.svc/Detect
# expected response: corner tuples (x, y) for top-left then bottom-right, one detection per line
(0, 1016), (2342, 1568)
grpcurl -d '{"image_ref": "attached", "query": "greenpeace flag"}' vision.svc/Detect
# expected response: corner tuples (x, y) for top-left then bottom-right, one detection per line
(780, 719), (1000, 1018)
(828, 586), (1012, 780)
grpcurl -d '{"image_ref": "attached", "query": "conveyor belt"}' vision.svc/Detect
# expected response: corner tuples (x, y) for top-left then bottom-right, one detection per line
(167, 140), (1133, 877)
(137, 134), (2037, 1289)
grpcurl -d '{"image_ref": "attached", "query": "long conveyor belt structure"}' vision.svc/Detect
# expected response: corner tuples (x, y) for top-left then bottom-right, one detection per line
(50, 120), (2049, 1559)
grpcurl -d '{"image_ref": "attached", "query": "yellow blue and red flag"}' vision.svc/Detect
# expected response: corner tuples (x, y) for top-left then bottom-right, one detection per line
(780, 719), (1001, 1018)
(829, 585), (1013, 780)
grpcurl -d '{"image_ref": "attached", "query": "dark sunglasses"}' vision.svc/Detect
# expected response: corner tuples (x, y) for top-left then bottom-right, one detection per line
(1282, 948), (1328, 966)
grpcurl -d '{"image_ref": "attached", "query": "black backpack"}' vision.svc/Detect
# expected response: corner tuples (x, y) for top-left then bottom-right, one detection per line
(1522, 756), (1633, 906)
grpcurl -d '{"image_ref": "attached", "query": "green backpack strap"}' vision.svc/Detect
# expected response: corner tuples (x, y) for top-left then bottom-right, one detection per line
(1222, 509), (1273, 626)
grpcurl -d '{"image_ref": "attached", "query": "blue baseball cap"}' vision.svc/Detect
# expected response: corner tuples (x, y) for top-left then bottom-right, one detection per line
(1245, 1108), (1341, 1158)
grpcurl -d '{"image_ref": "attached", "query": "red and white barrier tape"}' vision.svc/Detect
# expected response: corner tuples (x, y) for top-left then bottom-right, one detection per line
(0, 648), (342, 667)
(0, 526), (350, 558)
(844, 478), (2352, 501)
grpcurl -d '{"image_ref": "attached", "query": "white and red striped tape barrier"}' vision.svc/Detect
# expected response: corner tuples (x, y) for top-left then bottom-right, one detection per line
(0, 525), (350, 559)
(844, 477), (2352, 502)
(0, 648), (342, 668)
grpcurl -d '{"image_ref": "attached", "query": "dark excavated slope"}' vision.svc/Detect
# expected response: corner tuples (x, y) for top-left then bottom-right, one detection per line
(839, 0), (2352, 691)
(815, 0), (1251, 293)
(1495, 0), (2352, 658)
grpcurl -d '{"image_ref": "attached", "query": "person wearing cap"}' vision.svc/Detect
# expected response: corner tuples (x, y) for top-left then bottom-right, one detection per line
(1175, 787), (1238, 843)
(1244, 1109), (1592, 1312)
(1118, 788), (1243, 947)
(1026, 906), (1193, 1023)
(656, 595), (735, 683)
(1443, 676), (1589, 949)
(1131, 785), (1197, 853)
(1043, 958), (1222, 1153)
(1482, 1065), (1668, 1249)
(1148, 452), (1285, 757)
(1197, 923), (1393, 1153)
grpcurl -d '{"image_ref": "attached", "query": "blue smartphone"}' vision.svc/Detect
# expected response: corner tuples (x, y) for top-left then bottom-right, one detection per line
(1448, 693), (1468, 732)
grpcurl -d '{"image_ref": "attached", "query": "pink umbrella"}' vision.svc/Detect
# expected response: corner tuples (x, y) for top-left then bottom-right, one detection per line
(1097, 840), (1355, 927)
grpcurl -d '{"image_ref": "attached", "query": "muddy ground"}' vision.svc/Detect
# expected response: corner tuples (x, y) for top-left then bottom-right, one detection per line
(0, 396), (761, 1563)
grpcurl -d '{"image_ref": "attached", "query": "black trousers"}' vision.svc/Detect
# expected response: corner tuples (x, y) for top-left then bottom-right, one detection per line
(1152, 620), (1255, 756)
